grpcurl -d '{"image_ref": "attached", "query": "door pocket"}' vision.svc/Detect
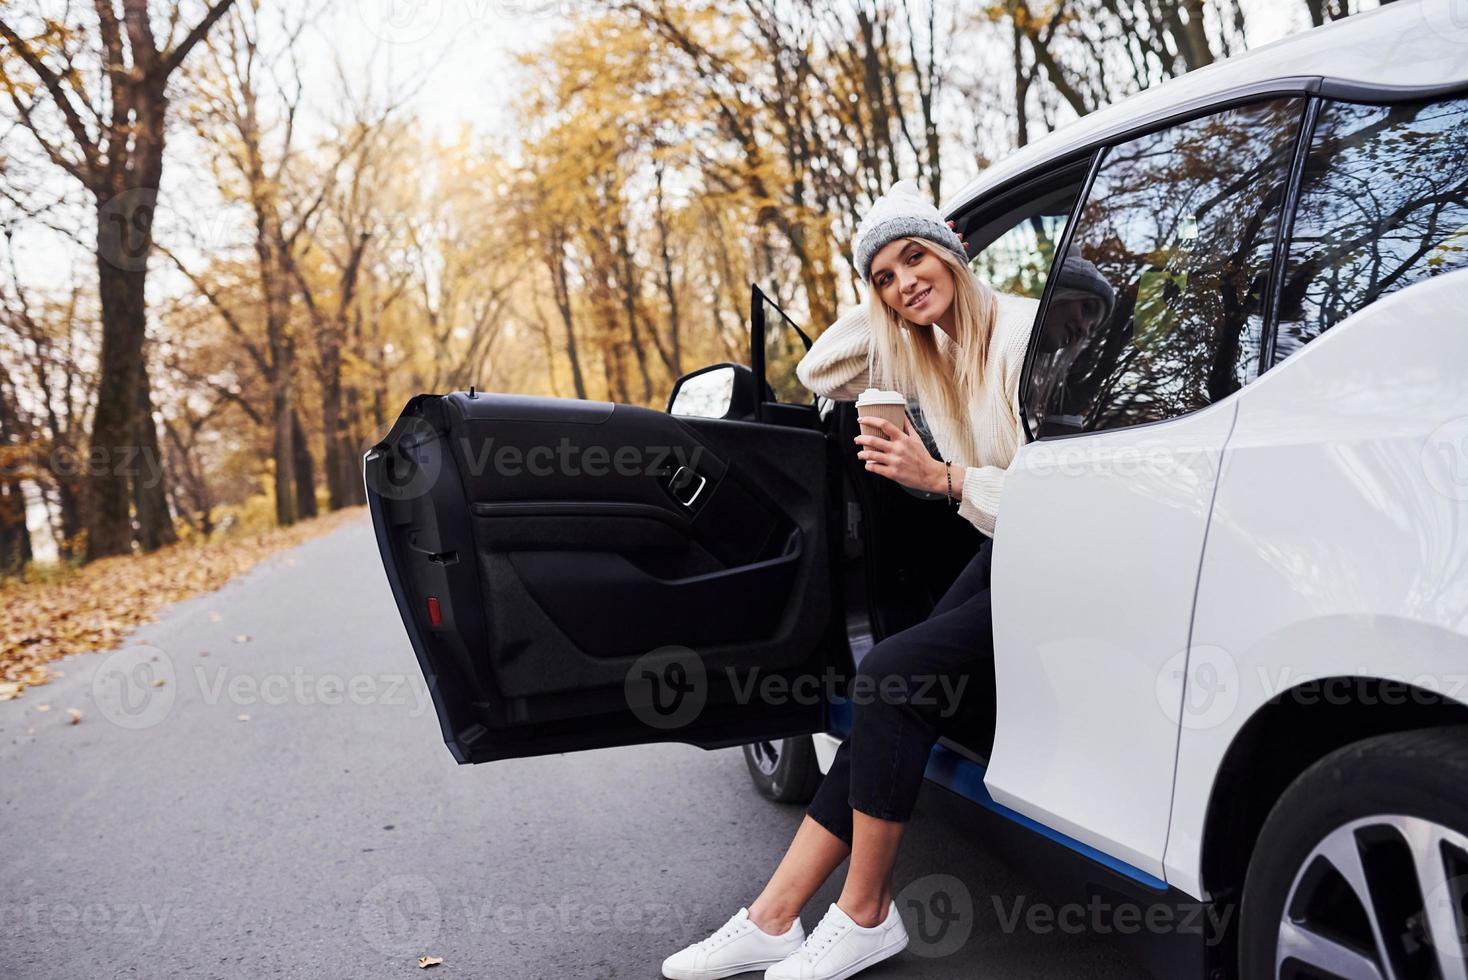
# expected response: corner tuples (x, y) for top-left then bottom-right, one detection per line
(507, 532), (802, 657)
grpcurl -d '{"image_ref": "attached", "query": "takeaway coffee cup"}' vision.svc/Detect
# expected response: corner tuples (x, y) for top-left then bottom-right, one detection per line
(856, 388), (908, 439)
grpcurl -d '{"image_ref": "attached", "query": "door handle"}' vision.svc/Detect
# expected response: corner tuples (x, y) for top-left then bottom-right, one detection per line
(668, 465), (707, 507)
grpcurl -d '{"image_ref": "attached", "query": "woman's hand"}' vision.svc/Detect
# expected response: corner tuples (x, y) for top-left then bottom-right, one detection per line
(855, 416), (945, 494)
(946, 219), (969, 250)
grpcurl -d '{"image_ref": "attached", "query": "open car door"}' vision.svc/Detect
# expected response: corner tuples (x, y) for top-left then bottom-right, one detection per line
(365, 288), (840, 763)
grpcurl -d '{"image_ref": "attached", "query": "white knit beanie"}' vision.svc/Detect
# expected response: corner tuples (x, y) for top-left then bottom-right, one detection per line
(852, 179), (968, 281)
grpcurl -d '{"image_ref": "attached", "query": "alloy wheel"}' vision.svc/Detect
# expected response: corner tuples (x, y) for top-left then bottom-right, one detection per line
(748, 739), (781, 777)
(1275, 815), (1468, 979)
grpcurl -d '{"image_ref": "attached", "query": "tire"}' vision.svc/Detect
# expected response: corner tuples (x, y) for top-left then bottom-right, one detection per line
(1239, 726), (1468, 979)
(742, 736), (821, 804)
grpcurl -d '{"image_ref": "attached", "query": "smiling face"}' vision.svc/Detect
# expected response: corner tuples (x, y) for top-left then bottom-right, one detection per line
(869, 237), (957, 325)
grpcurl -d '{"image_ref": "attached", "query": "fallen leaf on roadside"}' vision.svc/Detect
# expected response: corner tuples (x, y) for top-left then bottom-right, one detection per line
(67, 708), (81, 725)
(234, 635), (251, 644)
(35, 704), (50, 712)
(237, 714), (250, 722)
(0, 682), (22, 701)
(151, 678), (166, 688)
(417, 957), (443, 969)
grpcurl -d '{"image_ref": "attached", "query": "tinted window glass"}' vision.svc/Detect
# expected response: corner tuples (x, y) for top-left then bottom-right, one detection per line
(1274, 97), (1468, 363)
(967, 181), (1080, 301)
(1026, 99), (1305, 437)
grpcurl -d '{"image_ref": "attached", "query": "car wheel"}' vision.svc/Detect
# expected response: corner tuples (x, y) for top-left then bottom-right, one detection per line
(1239, 726), (1468, 979)
(742, 736), (821, 804)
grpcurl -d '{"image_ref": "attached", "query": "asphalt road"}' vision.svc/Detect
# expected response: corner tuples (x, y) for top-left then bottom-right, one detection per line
(0, 516), (1144, 979)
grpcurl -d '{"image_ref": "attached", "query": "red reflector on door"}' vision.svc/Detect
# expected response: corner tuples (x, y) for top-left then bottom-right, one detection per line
(426, 597), (443, 627)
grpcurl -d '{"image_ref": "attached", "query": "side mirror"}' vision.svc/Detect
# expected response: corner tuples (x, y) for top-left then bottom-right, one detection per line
(667, 363), (759, 420)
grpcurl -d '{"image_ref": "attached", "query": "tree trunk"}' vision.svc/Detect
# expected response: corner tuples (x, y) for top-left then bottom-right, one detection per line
(1169, 0), (1216, 72)
(0, 379), (32, 576)
(550, 244), (588, 399)
(613, 224), (655, 404)
(291, 409), (317, 520)
(653, 167), (684, 379)
(52, 466), (85, 560)
(271, 381), (296, 526)
(86, 250), (149, 560)
(132, 359), (177, 551)
(319, 340), (362, 509)
(0, 480), (30, 576)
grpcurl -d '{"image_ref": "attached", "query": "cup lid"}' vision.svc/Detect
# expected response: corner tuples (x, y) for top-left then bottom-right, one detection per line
(855, 387), (905, 406)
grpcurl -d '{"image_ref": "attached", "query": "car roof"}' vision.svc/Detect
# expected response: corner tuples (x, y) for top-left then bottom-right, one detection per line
(942, 0), (1468, 215)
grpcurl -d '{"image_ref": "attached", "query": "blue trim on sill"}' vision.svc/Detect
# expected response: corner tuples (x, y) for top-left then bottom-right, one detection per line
(823, 700), (1168, 892)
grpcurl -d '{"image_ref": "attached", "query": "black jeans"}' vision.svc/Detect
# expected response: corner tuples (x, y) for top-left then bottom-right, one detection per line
(805, 539), (997, 846)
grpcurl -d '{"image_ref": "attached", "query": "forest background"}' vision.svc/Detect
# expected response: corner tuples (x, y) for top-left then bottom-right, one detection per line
(0, 0), (1385, 576)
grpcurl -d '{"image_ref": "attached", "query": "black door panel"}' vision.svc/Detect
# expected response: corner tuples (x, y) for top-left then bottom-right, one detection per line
(508, 542), (801, 656)
(366, 390), (839, 763)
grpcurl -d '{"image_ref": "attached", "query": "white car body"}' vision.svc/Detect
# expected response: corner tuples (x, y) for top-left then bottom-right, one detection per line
(818, 0), (1468, 905)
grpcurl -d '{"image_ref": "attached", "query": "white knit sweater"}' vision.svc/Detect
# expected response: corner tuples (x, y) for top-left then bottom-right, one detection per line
(795, 286), (1039, 537)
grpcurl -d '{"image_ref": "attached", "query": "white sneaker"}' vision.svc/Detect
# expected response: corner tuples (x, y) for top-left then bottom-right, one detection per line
(763, 901), (908, 980)
(662, 907), (806, 980)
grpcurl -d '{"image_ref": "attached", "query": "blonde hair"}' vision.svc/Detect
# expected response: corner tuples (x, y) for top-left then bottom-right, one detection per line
(866, 237), (999, 460)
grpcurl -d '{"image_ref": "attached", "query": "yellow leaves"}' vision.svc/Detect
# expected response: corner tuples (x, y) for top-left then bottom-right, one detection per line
(417, 957), (443, 969)
(0, 664), (53, 700)
(0, 508), (365, 686)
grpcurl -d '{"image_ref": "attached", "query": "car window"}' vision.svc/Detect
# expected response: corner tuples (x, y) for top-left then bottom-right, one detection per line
(966, 179), (1081, 301)
(1273, 96), (1468, 364)
(1024, 98), (1306, 438)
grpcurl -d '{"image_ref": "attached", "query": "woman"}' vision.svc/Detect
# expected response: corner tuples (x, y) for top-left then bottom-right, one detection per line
(661, 180), (1039, 980)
